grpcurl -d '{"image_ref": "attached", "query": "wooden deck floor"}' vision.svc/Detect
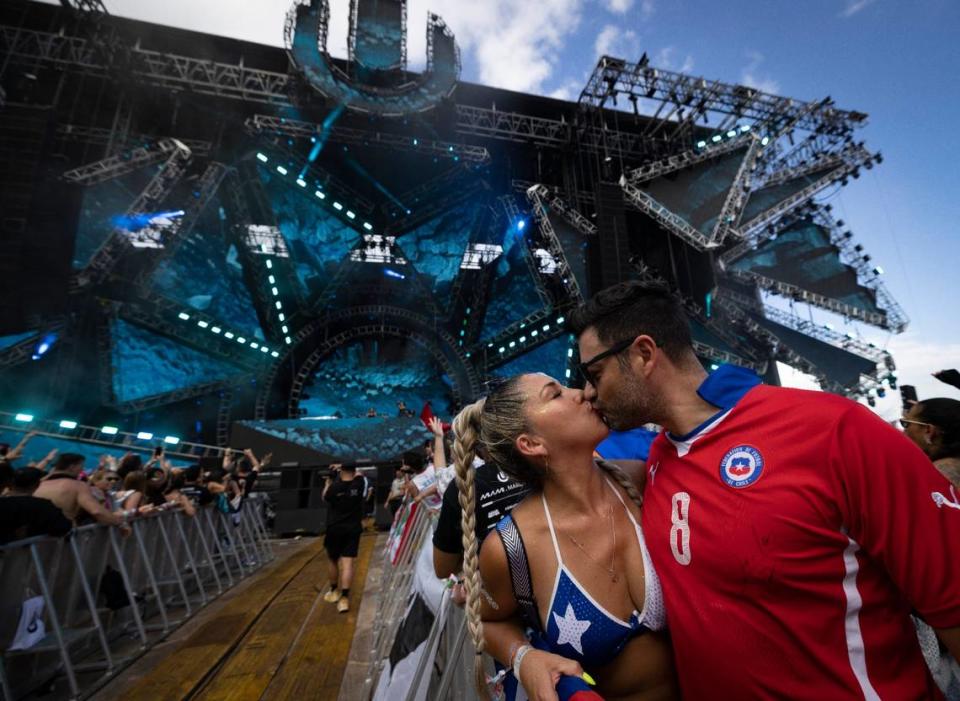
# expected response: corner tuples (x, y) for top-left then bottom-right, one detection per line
(111, 534), (376, 701)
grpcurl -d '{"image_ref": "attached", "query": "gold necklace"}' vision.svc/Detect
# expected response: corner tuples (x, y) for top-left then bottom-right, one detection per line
(563, 499), (618, 583)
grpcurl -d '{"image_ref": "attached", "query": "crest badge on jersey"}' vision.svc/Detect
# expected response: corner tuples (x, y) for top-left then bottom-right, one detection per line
(719, 445), (764, 488)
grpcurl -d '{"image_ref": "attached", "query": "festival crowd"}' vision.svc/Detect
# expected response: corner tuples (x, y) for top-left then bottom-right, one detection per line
(0, 442), (271, 545)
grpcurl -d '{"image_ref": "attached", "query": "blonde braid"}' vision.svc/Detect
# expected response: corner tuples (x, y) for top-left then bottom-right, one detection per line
(452, 399), (491, 699)
(596, 458), (644, 509)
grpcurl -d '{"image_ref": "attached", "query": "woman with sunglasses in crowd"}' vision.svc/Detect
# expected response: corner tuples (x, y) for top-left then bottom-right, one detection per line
(901, 397), (960, 488)
(899, 397), (960, 699)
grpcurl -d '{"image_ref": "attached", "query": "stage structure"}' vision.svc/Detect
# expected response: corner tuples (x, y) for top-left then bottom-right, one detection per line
(0, 0), (904, 455)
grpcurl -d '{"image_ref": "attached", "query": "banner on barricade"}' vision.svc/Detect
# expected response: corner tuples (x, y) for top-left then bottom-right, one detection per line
(8, 595), (45, 652)
(387, 500), (419, 565)
(374, 521), (447, 701)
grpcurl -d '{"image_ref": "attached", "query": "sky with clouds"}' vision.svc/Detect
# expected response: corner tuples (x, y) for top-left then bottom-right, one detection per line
(82, 0), (960, 417)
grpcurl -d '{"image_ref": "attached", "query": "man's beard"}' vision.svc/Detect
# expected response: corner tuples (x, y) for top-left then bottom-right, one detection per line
(598, 375), (659, 431)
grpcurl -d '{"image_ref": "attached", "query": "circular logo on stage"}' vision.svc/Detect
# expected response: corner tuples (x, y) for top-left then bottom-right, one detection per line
(719, 445), (764, 488)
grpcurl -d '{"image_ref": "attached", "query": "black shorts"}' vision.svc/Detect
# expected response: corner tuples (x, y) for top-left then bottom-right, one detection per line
(324, 528), (361, 560)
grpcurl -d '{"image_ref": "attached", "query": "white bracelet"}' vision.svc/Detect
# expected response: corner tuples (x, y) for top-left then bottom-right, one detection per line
(512, 644), (533, 680)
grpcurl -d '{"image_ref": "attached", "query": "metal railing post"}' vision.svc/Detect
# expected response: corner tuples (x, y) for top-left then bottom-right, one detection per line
(130, 520), (170, 633)
(190, 510), (225, 594)
(29, 542), (79, 699)
(107, 527), (148, 646)
(154, 515), (192, 615)
(68, 534), (114, 674)
(172, 514), (208, 605)
(202, 509), (236, 587)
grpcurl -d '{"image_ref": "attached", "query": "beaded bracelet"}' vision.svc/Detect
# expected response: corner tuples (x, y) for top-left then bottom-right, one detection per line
(512, 644), (533, 680)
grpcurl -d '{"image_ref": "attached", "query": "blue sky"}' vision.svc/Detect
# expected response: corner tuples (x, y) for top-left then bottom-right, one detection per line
(89, 0), (960, 415)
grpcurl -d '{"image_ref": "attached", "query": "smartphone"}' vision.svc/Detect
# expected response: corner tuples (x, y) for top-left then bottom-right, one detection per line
(900, 384), (918, 411)
(154, 446), (164, 457)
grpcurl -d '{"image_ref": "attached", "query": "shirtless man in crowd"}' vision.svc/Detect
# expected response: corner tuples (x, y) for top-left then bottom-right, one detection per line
(33, 453), (128, 529)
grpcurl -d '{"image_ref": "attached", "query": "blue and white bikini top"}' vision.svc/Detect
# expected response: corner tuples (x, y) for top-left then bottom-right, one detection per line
(497, 474), (667, 671)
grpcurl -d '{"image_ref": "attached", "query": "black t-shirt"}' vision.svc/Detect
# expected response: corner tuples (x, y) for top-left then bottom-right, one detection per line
(433, 463), (529, 555)
(240, 471), (258, 497)
(324, 475), (366, 532)
(181, 484), (215, 506)
(0, 496), (73, 544)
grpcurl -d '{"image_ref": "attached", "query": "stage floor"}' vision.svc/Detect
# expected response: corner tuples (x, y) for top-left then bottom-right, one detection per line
(93, 533), (378, 701)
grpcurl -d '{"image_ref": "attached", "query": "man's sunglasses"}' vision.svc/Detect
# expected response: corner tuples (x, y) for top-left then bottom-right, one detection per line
(578, 338), (635, 386)
(899, 418), (933, 429)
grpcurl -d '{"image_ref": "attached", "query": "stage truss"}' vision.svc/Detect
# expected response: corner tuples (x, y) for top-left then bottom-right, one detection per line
(0, 2), (908, 427)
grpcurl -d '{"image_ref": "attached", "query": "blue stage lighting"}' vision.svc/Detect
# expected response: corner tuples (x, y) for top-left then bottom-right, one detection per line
(163, 436), (180, 445)
(15, 413), (34, 422)
(101, 425), (119, 435)
(32, 332), (58, 360)
(384, 268), (406, 280)
(256, 153), (268, 162)
(517, 219), (526, 231)
(276, 166), (288, 175)
(137, 432), (153, 440)
(59, 420), (78, 429)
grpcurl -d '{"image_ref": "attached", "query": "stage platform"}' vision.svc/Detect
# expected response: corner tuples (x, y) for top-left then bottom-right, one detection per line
(92, 534), (378, 701)
(232, 415), (431, 464)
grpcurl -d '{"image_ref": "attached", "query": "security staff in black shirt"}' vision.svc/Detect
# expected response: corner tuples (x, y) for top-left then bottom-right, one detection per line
(318, 464), (366, 613)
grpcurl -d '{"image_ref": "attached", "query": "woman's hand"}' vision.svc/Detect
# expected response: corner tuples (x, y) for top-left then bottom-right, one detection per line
(428, 416), (444, 436)
(517, 649), (586, 701)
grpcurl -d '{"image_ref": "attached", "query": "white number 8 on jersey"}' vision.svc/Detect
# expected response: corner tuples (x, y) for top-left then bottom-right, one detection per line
(670, 492), (691, 565)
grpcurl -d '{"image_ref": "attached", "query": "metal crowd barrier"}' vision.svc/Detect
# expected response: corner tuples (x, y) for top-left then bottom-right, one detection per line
(0, 495), (274, 701)
(363, 499), (490, 701)
(364, 500), (437, 697)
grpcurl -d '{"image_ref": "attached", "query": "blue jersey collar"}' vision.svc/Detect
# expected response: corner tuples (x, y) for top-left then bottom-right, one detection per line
(666, 364), (761, 444)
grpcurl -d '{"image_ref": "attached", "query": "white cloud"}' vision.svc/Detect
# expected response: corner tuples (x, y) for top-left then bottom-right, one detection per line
(594, 24), (640, 58)
(548, 79), (583, 101)
(655, 46), (695, 73)
(398, 0), (585, 93)
(602, 0), (634, 14)
(840, 0), (877, 18)
(741, 50), (780, 94)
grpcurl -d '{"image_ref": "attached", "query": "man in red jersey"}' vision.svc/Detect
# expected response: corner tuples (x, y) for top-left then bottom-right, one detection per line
(569, 281), (960, 700)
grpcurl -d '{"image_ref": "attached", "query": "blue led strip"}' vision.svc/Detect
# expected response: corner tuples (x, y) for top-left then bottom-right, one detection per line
(256, 151), (376, 234)
(175, 310), (279, 358)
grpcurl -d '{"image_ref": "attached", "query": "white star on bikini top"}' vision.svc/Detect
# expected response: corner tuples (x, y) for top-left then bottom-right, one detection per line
(552, 602), (592, 655)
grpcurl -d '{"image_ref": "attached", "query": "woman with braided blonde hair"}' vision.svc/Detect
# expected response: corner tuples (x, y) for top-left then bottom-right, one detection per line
(453, 373), (677, 701)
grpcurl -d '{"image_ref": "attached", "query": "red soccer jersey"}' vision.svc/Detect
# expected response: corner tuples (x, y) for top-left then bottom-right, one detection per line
(642, 384), (960, 700)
